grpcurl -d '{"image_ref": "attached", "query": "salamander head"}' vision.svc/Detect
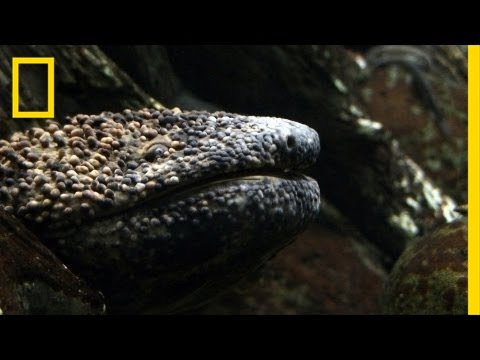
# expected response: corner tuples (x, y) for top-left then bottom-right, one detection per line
(0, 108), (320, 313)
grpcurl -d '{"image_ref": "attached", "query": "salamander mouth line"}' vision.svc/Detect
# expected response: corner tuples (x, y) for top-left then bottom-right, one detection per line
(39, 168), (312, 237)
(159, 168), (309, 197)
(34, 168), (312, 233)
(114, 168), (309, 216)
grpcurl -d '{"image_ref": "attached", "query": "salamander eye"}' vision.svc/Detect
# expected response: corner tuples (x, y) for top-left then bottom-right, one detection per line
(145, 143), (168, 161)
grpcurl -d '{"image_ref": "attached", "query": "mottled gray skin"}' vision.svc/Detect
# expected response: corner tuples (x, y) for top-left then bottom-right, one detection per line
(0, 107), (320, 313)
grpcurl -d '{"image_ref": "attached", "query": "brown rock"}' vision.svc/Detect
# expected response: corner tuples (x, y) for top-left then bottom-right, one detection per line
(356, 46), (467, 204)
(0, 209), (105, 315)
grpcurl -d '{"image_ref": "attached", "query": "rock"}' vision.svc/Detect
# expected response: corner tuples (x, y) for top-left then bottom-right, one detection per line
(0, 45), (164, 138)
(356, 45), (467, 204)
(0, 209), (105, 315)
(383, 218), (467, 314)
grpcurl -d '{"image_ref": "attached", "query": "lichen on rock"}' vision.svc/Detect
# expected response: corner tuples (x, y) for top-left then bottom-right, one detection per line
(383, 217), (467, 315)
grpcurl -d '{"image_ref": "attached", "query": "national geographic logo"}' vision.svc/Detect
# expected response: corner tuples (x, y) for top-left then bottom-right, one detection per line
(11, 57), (54, 118)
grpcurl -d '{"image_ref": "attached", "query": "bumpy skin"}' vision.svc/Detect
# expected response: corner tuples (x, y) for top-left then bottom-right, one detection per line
(0, 108), (320, 313)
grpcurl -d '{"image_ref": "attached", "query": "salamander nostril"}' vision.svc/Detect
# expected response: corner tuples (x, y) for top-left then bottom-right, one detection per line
(286, 135), (296, 149)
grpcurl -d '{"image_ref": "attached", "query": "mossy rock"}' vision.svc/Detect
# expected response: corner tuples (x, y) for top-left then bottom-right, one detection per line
(383, 218), (467, 315)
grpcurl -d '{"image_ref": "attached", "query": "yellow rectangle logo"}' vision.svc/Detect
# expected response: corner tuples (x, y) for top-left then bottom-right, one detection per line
(12, 57), (55, 118)
(468, 45), (480, 315)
